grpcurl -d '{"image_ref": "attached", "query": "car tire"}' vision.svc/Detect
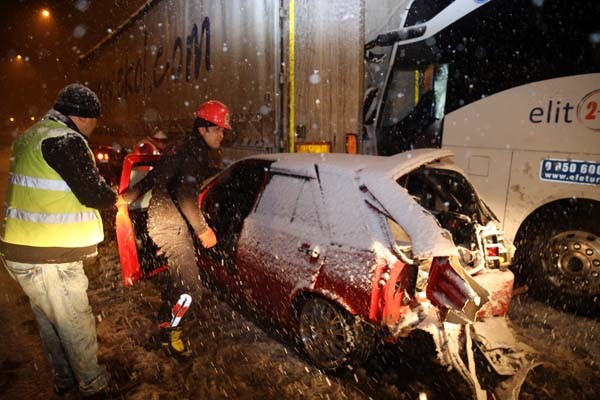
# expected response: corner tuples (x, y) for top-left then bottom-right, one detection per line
(299, 297), (374, 371)
(519, 200), (600, 309)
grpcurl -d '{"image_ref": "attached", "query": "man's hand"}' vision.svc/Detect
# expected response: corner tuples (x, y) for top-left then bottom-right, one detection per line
(198, 227), (217, 248)
(115, 196), (129, 208)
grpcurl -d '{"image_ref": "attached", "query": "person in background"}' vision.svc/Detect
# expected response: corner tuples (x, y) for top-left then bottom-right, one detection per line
(131, 128), (169, 155)
(0, 84), (129, 397)
(128, 128), (169, 203)
(122, 100), (230, 357)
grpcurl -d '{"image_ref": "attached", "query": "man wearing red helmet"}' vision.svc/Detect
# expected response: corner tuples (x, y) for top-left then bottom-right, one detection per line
(122, 100), (230, 357)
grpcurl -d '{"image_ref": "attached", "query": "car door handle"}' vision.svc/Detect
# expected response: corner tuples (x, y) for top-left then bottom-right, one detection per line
(298, 243), (310, 254)
(298, 243), (320, 259)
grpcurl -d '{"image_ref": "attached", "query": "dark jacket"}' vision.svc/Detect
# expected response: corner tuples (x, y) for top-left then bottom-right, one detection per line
(133, 131), (214, 235)
(0, 110), (117, 263)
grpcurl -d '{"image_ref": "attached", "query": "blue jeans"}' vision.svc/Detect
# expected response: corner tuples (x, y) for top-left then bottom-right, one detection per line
(3, 260), (109, 395)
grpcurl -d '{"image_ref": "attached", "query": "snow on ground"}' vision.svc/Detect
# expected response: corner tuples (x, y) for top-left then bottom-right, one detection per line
(508, 295), (600, 399)
(86, 240), (371, 400)
(1, 237), (599, 399)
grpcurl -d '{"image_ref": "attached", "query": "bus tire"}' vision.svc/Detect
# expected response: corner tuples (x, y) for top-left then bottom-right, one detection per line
(517, 200), (600, 309)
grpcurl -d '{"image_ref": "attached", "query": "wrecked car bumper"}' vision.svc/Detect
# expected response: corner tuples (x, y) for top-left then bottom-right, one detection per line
(380, 257), (539, 400)
(414, 315), (540, 400)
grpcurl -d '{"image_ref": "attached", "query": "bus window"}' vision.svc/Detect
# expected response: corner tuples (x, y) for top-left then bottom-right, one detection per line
(377, 63), (447, 155)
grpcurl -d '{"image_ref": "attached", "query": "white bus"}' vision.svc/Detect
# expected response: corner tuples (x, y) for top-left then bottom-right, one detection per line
(366, 0), (600, 306)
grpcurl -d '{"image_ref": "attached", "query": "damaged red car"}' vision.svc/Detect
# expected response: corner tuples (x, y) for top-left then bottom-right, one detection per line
(116, 148), (538, 399)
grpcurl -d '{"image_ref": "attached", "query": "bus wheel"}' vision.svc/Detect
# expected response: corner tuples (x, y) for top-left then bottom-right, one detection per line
(521, 201), (600, 308)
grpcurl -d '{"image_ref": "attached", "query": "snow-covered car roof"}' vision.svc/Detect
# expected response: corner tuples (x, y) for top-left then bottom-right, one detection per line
(244, 149), (458, 258)
(248, 148), (453, 179)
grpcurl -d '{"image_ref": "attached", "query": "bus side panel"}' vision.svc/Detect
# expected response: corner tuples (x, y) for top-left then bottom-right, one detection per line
(443, 74), (600, 241)
(444, 146), (512, 231)
(442, 74), (600, 155)
(504, 151), (600, 241)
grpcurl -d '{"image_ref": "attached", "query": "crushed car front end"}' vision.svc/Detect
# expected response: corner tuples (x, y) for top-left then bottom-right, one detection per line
(359, 150), (539, 399)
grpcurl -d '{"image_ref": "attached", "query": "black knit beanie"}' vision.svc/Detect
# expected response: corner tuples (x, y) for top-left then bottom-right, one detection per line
(53, 84), (101, 118)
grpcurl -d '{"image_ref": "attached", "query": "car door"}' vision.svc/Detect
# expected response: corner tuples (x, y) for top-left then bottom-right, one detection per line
(198, 160), (269, 290)
(115, 154), (167, 286)
(236, 172), (328, 321)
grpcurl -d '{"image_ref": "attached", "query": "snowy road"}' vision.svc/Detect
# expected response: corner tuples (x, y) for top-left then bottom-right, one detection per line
(1, 237), (599, 399)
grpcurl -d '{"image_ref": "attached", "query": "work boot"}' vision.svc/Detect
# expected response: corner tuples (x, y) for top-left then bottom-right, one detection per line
(82, 375), (140, 399)
(54, 384), (78, 399)
(162, 326), (192, 358)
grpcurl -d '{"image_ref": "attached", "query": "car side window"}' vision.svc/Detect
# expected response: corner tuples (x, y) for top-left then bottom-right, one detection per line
(203, 161), (268, 235)
(254, 174), (322, 233)
(255, 174), (303, 220)
(129, 165), (154, 186)
(386, 216), (411, 245)
(366, 200), (412, 248)
(128, 162), (157, 210)
(292, 178), (322, 229)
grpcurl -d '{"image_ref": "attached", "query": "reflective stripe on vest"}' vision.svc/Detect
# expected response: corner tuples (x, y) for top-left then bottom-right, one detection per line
(5, 208), (98, 224)
(9, 173), (71, 192)
(0, 118), (104, 248)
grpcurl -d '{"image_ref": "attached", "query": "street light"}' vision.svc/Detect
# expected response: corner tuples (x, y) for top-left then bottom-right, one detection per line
(40, 9), (51, 19)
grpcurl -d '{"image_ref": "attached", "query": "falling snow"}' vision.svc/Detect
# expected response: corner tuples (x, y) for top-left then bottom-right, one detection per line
(1, 235), (598, 399)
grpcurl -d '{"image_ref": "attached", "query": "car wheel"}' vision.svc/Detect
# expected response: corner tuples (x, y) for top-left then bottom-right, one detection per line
(520, 201), (600, 308)
(299, 297), (373, 371)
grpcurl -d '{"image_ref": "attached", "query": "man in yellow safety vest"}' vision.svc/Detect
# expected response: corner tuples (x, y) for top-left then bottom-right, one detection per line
(0, 84), (130, 397)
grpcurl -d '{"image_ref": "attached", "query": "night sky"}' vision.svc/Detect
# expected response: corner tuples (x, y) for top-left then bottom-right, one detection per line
(0, 0), (148, 143)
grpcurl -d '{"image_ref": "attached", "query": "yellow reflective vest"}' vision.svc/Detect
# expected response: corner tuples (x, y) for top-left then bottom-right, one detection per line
(1, 118), (104, 247)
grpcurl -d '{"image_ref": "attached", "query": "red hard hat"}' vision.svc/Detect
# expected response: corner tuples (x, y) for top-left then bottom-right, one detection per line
(195, 100), (232, 130)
